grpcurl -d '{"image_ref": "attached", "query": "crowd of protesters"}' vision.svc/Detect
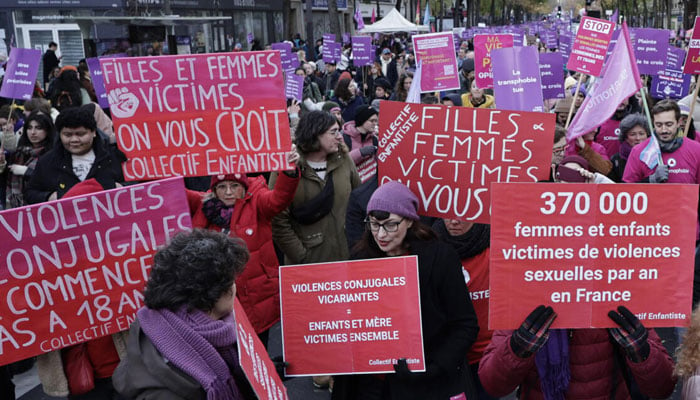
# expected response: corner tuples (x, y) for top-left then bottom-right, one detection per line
(2, 18), (700, 400)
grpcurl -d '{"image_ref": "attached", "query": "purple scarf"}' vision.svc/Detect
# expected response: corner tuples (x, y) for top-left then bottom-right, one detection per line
(137, 307), (243, 400)
(618, 141), (633, 161)
(535, 329), (570, 400)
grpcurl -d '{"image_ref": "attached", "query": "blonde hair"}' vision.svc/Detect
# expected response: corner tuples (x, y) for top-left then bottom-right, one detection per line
(675, 304), (700, 377)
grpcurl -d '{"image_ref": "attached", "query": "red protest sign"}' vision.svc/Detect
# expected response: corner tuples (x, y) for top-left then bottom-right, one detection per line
(234, 299), (289, 400)
(474, 34), (514, 89)
(566, 16), (616, 76)
(490, 183), (697, 329)
(377, 101), (554, 223)
(0, 178), (192, 365)
(684, 17), (700, 74)
(101, 52), (292, 181)
(279, 257), (424, 376)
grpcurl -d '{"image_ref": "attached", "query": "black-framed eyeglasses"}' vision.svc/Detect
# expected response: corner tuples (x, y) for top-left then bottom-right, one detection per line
(364, 218), (404, 232)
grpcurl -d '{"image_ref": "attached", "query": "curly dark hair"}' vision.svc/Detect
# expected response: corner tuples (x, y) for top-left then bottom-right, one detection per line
(294, 110), (339, 154)
(143, 229), (249, 312)
(55, 106), (97, 133)
(18, 111), (55, 150)
(334, 78), (353, 102)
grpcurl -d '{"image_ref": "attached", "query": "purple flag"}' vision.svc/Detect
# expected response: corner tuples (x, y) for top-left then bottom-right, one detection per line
(492, 46), (544, 112)
(604, 28), (621, 62)
(352, 36), (373, 66)
(342, 33), (351, 45)
(87, 54), (126, 109)
(247, 32), (254, 44)
(567, 22), (642, 141)
(630, 28), (669, 75)
(284, 72), (304, 102)
(0, 47), (41, 101)
(539, 52), (565, 99)
(354, 8), (365, 30)
(610, 9), (619, 23)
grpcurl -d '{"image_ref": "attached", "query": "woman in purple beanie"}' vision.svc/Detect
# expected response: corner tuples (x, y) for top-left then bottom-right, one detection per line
(112, 229), (255, 400)
(332, 180), (480, 400)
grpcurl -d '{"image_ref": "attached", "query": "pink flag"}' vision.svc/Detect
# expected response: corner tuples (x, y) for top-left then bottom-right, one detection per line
(415, 0), (421, 25)
(371, 8), (376, 24)
(566, 22), (642, 142)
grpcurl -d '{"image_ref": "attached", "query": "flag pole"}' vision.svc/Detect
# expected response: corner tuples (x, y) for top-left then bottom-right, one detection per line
(564, 74), (583, 129)
(684, 74), (700, 137)
(638, 77), (663, 165)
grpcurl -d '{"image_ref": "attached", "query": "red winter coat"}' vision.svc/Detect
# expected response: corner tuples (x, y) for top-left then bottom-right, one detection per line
(478, 328), (675, 400)
(190, 173), (299, 333)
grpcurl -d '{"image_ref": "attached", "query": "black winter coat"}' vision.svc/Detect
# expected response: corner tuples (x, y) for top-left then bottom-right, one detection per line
(332, 239), (480, 400)
(25, 135), (124, 204)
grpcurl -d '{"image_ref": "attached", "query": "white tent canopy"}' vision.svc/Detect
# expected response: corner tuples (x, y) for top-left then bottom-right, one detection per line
(359, 8), (429, 33)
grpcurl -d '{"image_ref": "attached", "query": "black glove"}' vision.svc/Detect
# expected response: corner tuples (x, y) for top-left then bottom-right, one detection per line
(510, 305), (557, 358)
(650, 163), (669, 183)
(359, 145), (377, 157)
(393, 358), (438, 380)
(270, 356), (290, 381)
(608, 306), (650, 363)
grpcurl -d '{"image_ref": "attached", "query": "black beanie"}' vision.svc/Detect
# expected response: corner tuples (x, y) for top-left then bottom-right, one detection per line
(354, 106), (378, 126)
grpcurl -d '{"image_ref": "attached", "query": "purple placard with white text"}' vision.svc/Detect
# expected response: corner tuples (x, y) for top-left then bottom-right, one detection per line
(284, 72), (304, 102)
(0, 48), (41, 101)
(630, 28), (669, 75)
(322, 42), (333, 63)
(247, 32), (254, 44)
(492, 46), (544, 112)
(667, 47), (686, 70)
(651, 69), (691, 99)
(331, 42), (342, 63)
(539, 52), (565, 99)
(352, 36), (373, 66)
(87, 54), (126, 109)
(558, 32), (572, 61)
(412, 32), (461, 92)
(323, 33), (336, 43)
(272, 42), (299, 72)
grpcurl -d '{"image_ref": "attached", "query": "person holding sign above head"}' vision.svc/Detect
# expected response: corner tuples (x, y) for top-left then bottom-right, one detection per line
(478, 305), (675, 399)
(25, 106), (125, 204)
(461, 80), (495, 109)
(332, 181), (480, 400)
(342, 106), (379, 184)
(113, 229), (255, 400)
(189, 148), (300, 348)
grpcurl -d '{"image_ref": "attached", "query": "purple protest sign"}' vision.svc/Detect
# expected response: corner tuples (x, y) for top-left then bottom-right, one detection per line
(412, 32), (460, 92)
(323, 33), (336, 43)
(0, 48), (41, 101)
(651, 69), (691, 99)
(630, 28), (669, 75)
(545, 31), (558, 48)
(247, 32), (254, 44)
(667, 47), (686, 70)
(352, 36), (373, 66)
(558, 32), (572, 61)
(539, 52), (565, 99)
(492, 46), (544, 112)
(272, 42), (299, 72)
(512, 33), (524, 46)
(284, 72), (304, 102)
(322, 42), (333, 63)
(331, 42), (343, 63)
(342, 33), (351, 44)
(86, 54), (126, 109)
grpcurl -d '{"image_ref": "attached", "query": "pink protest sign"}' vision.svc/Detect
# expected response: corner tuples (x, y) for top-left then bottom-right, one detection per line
(412, 32), (460, 92)
(473, 34), (514, 89)
(101, 52), (292, 181)
(684, 17), (700, 74)
(566, 16), (615, 77)
(0, 177), (192, 366)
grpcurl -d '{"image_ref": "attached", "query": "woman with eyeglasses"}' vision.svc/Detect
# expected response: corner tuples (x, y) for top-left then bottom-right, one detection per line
(332, 181), (480, 400)
(189, 148), (300, 347)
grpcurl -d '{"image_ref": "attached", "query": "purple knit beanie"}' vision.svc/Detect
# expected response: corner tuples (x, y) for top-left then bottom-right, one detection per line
(367, 181), (420, 220)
